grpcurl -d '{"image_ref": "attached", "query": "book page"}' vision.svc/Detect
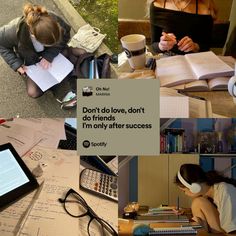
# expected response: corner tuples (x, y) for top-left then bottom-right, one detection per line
(0, 147), (80, 236)
(169, 84), (185, 90)
(208, 77), (230, 91)
(160, 87), (186, 97)
(26, 65), (59, 92)
(160, 96), (189, 118)
(185, 51), (234, 80)
(26, 54), (74, 92)
(155, 56), (196, 87)
(184, 80), (209, 91)
(79, 165), (118, 235)
(47, 54), (73, 82)
(22, 148), (80, 236)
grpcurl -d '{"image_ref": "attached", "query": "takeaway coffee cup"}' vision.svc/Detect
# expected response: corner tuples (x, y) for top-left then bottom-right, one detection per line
(120, 34), (146, 70)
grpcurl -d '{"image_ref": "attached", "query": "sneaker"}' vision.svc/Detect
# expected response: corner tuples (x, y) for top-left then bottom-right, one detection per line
(56, 91), (76, 104)
(60, 97), (77, 110)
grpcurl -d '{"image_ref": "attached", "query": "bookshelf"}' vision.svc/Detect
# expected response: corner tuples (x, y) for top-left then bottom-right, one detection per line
(160, 128), (185, 153)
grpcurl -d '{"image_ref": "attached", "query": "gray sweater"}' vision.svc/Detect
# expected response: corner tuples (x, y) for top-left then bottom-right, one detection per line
(0, 12), (71, 71)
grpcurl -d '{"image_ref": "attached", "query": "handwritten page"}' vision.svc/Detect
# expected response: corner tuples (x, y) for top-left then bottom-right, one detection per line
(79, 165), (118, 235)
(107, 157), (118, 175)
(160, 97), (189, 118)
(0, 123), (42, 157)
(26, 54), (74, 92)
(0, 147), (80, 236)
(185, 51), (234, 80)
(12, 118), (66, 148)
(156, 56), (196, 87)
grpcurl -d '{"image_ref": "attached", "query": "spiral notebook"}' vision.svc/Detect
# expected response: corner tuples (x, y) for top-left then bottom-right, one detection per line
(149, 226), (197, 235)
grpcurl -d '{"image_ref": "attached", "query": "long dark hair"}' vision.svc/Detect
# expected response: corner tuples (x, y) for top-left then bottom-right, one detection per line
(175, 164), (236, 188)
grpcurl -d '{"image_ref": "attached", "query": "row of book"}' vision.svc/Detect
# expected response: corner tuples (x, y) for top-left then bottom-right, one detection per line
(160, 128), (185, 153)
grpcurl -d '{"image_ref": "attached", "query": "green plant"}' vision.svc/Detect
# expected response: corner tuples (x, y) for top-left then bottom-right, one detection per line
(70, 0), (118, 54)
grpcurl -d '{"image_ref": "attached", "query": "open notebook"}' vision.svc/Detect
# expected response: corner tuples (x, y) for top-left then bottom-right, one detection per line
(26, 54), (74, 92)
(156, 51), (234, 87)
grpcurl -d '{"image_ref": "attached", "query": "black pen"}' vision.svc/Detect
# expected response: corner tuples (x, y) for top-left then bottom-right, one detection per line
(177, 196), (179, 211)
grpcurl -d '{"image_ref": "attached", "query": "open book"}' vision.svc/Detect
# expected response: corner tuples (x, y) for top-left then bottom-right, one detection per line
(171, 77), (230, 91)
(156, 51), (234, 87)
(26, 54), (74, 92)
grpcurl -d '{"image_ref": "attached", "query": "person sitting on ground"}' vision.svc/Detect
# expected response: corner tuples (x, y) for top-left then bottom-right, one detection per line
(147, 0), (217, 55)
(175, 164), (236, 234)
(0, 3), (71, 98)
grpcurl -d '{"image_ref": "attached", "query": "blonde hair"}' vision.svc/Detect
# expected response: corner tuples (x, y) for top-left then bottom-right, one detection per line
(23, 3), (61, 45)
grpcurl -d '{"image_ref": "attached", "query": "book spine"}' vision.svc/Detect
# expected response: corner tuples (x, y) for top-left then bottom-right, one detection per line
(160, 135), (164, 153)
(175, 135), (178, 152)
(163, 135), (166, 153)
(178, 134), (182, 152)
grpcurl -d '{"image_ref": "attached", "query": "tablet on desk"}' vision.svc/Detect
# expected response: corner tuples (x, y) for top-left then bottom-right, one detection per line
(0, 143), (39, 210)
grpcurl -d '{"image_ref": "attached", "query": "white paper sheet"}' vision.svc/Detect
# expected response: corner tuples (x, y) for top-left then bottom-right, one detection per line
(0, 147), (80, 236)
(26, 54), (74, 92)
(12, 118), (66, 149)
(0, 123), (43, 157)
(79, 165), (118, 235)
(160, 96), (189, 118)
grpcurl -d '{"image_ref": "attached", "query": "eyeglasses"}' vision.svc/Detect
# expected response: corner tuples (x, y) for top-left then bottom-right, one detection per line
(58, 188), (118, 236)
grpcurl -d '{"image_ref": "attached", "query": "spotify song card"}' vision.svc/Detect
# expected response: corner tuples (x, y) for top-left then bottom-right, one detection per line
(77, 79), (160, 155)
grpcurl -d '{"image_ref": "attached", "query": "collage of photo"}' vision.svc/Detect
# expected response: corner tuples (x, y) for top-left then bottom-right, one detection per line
(1, 0), (236, 236)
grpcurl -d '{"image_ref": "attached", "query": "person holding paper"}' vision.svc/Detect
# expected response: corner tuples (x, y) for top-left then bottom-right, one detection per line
(175, 164), (236, 234)
(0, 3), (71, 98)
(147, 0), (217, 54)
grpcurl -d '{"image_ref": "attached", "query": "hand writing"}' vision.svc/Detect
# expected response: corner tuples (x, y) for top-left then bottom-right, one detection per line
(178, 36), (200, 52)
(39, 58), (51, 69)
(17, 66), (27, 75)
(173, 208), (185, 215)
(159, 32), (177, 51)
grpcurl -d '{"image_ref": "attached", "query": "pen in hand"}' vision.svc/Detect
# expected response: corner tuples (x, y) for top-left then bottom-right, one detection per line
(177, 196), (179, 211)
(163, 32), (177, 43)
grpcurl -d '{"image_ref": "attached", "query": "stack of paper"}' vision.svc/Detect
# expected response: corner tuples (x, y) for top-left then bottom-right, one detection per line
(0, 118), (66, 156)
(0, 147), (79, 236)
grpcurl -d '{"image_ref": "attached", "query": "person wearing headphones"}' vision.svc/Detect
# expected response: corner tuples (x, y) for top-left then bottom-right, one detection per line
(175, 164), (236, 234)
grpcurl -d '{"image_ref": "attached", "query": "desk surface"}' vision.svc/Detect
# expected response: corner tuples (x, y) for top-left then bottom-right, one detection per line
(188, 91), (236, 118)
(118, 54), (236, 118)
(118, 220), (232, 236)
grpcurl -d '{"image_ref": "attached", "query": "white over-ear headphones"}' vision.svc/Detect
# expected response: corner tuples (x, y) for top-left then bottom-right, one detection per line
(228, 75), (236, 97)
(228, 63), (236, 98)
(177, 171), (202, 194)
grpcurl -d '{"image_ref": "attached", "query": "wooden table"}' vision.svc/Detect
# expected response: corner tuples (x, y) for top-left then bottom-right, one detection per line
(188, 91), (236, 118)
(118, 54), (236, 118)
(118, 219), (233, 236)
